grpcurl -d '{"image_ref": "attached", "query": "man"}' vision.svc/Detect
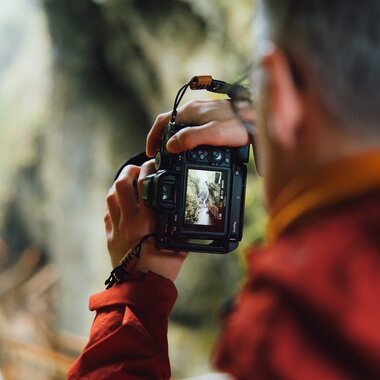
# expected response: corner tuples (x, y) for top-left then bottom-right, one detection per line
(68, 0), (380, 378)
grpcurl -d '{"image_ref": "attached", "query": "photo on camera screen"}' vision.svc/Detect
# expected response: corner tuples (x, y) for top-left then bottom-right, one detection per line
(184, 168), (226, 232)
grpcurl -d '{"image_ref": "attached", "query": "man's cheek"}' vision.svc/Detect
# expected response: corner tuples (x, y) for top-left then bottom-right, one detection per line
(256, 93), (269, 170)
(256, 91), (275, 208)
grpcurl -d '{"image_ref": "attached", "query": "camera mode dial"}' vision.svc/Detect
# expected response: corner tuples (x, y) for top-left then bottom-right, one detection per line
(155, 151), (162, 170)
(208, 149), (225, 164)
(155, 151), (171, 170)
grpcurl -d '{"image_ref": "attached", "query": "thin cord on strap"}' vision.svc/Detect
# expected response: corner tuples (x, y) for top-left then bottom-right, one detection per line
(170, 81), (192, 123)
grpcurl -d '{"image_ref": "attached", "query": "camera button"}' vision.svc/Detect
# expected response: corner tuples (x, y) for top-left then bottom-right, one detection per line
(188, 150), (199, 161)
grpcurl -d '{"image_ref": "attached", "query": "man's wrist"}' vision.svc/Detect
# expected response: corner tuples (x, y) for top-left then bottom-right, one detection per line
(106, 235), (155, 289)
(136, 239), (188, 282)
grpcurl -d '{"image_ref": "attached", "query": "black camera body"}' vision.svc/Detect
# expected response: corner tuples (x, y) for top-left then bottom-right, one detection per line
(142, 122), (249, 254)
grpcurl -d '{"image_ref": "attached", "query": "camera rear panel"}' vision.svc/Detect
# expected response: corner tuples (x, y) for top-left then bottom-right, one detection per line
(142, 122), (249, 254)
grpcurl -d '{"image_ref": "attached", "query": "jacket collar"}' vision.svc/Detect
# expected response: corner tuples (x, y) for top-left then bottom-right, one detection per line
(266, 150), (380, 243)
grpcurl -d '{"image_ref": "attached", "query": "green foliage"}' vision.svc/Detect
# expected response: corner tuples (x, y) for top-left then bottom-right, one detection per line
(184, 174), (200, 224)
(207, 181), (220, 205)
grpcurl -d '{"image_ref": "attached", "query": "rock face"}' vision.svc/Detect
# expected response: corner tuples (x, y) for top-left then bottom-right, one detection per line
(0, 0), (257, 375)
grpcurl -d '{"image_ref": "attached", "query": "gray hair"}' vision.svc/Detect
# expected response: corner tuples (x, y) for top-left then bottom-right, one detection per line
(256, 0), (380, 137)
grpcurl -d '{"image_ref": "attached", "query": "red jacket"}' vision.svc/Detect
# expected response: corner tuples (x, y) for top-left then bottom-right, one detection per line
(68, 152), (380, 379)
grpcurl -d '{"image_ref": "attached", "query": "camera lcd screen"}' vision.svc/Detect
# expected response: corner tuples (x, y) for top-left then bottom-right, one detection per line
(184, 168), (227, 233)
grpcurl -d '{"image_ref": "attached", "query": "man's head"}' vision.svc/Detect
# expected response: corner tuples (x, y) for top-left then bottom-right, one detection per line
(253, 0), (380, 205)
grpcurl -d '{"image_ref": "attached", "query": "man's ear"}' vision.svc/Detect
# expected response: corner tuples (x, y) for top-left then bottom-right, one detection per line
(262, 49), (304, 149)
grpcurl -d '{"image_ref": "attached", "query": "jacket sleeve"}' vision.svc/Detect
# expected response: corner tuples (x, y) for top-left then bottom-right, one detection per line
(67, 270), (177, 380)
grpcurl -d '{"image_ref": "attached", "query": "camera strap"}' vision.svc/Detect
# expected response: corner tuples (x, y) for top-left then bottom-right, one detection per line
(104, 234), (154, 289)
(113, 152), (150, 183)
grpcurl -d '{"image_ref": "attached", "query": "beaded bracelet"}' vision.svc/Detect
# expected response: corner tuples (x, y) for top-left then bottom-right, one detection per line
(105, 234), (153, 289)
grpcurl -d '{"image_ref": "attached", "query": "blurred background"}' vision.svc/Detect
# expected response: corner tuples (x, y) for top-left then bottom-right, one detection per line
(0, 0), (266, 378)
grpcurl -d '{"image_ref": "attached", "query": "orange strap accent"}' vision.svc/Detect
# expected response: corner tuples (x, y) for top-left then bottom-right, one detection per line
(190, 75), (213, 90)
(267, 150), (380, 242)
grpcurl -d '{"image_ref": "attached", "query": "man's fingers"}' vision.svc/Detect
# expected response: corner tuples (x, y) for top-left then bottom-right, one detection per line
(104, 211), (114, 238)
(114, 165), (141, 220)
(105, 191), (121, 234)
(166, 119), (251, 153)
(146, 100), (235, 157)
(146, 112), (172, 157)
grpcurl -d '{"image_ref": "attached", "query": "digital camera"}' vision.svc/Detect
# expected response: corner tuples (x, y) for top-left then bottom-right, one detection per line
(142, 119), (249, 254)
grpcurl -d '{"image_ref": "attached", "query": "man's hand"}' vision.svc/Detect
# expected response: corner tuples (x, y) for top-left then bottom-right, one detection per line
(104, 160), (187, 281)
(146, 99), (254, 157)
